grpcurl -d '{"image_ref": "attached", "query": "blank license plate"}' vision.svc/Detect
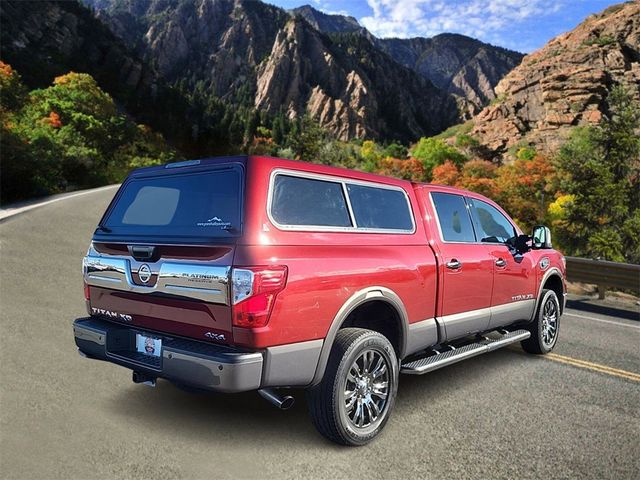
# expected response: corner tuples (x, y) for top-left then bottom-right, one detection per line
(135, 333), (162, 358)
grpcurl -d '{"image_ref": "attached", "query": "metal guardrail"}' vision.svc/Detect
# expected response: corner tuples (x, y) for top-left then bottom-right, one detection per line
(566, 256), (640, 298)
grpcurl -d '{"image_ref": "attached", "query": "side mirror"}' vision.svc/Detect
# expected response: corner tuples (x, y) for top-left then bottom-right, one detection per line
(532, 225), (552, 249)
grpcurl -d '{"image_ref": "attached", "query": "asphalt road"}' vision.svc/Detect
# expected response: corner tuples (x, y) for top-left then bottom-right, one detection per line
(1, 187), (639, 480)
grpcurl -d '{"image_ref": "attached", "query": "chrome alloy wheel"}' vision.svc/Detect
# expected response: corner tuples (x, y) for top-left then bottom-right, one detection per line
(343, 349), (390, 429)
(541, 297), (558, 347)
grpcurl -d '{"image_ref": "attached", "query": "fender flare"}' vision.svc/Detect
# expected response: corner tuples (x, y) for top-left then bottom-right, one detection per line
(531, 267), (564, 321)
(309, 286), (410, 386)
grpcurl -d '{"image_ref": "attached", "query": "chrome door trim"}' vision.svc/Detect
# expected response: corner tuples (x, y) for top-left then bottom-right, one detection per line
(439, 307), (491, 340)
(439, 300), (537, 341)
(488, 299), (536, 329)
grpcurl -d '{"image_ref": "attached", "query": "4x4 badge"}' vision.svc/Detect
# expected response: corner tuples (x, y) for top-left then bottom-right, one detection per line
(138, 264), (152, 283)
(205, 331), (226, 342)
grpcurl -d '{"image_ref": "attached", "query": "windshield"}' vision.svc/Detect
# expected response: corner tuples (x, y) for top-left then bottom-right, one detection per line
(102, 167), (242, 239)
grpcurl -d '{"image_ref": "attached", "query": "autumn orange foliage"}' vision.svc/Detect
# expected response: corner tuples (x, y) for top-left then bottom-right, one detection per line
(376, 157), (425, 182)
(458, 160), (499, 198)
(496, 154), (556, 228)
(53, 72), (79, 85)
(248, 136), (275, 155)
(44, 111), (62, 128)
(431, 161), (460, 186)
(0, 60), (14, 78)
(429, 154), (557, 230)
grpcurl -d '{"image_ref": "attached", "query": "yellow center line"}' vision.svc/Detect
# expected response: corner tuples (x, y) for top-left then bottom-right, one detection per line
(546, 353), (640, 382)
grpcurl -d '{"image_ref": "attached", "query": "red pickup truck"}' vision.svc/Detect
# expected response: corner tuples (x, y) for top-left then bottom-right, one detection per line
(74, 155), (566, 445)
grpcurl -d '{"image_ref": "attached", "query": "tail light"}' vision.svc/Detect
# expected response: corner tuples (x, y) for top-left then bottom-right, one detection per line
(231, 266), (288, 328)
(82, 255), (90, 301)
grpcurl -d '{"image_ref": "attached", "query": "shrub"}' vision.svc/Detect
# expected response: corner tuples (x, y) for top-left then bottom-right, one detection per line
(411, 137), (467, 180)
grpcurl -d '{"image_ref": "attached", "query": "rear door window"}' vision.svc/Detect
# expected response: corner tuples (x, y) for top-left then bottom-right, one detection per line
(270, 174), (352, 227)
(103, 167), (242, 238)
(431, 192), (476, 242)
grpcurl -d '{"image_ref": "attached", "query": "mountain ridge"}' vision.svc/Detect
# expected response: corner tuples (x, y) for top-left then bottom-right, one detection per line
(291, 5), (362, 34)
(291, 4), (524, 116)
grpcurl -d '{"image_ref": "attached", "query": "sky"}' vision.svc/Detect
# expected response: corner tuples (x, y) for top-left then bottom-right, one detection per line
(268, 0), (621, 52)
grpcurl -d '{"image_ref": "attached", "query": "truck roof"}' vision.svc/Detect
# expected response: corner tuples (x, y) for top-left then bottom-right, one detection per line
(128, 155), (487, 201)
(132, 155), (414, 188)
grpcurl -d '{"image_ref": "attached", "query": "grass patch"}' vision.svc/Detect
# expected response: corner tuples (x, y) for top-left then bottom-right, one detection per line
(489, 93), (508, 106)
(569, 102), (584, 113)
(583, 36), (616, 47)
(455, 133), (480, 149)
(601, 4), (625, 16)
(434, 120), (474, 140)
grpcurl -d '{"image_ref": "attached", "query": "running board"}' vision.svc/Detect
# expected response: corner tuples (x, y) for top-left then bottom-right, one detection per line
(401, 329), (530, 375)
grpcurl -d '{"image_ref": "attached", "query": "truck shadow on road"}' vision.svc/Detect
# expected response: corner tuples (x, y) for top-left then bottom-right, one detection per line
(566, 298), (640, 321)
(104, 348), (536, 446)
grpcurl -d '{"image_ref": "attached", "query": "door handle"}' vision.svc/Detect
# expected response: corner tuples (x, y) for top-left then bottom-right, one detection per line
(446, 259), (462, 270)
(495, 258), (507, 267)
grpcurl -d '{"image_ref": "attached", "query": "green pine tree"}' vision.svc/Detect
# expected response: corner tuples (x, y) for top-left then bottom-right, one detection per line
(555, 86), (640, 262)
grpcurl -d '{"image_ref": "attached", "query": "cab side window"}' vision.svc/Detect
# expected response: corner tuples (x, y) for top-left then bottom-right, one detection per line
(271, 174), (352, 227)
(346, 184), (413, 231)
(469, 198), (516, 244)
(431, 192), (476, 242)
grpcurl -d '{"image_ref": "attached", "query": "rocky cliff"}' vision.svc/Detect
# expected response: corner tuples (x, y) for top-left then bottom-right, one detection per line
(292, 5), (523, 116)
(255, 18), (457, 140)
(378, 34), (523, 116)
(469, 2), (640, 159)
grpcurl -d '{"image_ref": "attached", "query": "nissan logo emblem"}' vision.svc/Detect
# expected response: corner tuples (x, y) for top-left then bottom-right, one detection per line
(138, 264), (152, 284)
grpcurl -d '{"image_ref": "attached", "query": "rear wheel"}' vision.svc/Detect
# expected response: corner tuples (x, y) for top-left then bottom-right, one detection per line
(522, 289), (561, 354)
(306, 328), (399, 446)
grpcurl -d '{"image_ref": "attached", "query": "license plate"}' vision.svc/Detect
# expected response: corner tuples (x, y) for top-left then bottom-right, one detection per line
(135, 333), (162, 358)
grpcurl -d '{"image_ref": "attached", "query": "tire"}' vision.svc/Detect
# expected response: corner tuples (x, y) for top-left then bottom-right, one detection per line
(521, 289), (561, 354)
(306, 328), (399, 446)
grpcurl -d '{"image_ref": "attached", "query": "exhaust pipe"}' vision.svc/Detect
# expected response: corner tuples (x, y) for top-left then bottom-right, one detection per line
(258, 388), (295, 410)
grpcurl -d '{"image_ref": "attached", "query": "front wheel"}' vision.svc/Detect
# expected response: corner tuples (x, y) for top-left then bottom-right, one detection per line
(306, 328), (399, 446)
(521, 289), (561, 354)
